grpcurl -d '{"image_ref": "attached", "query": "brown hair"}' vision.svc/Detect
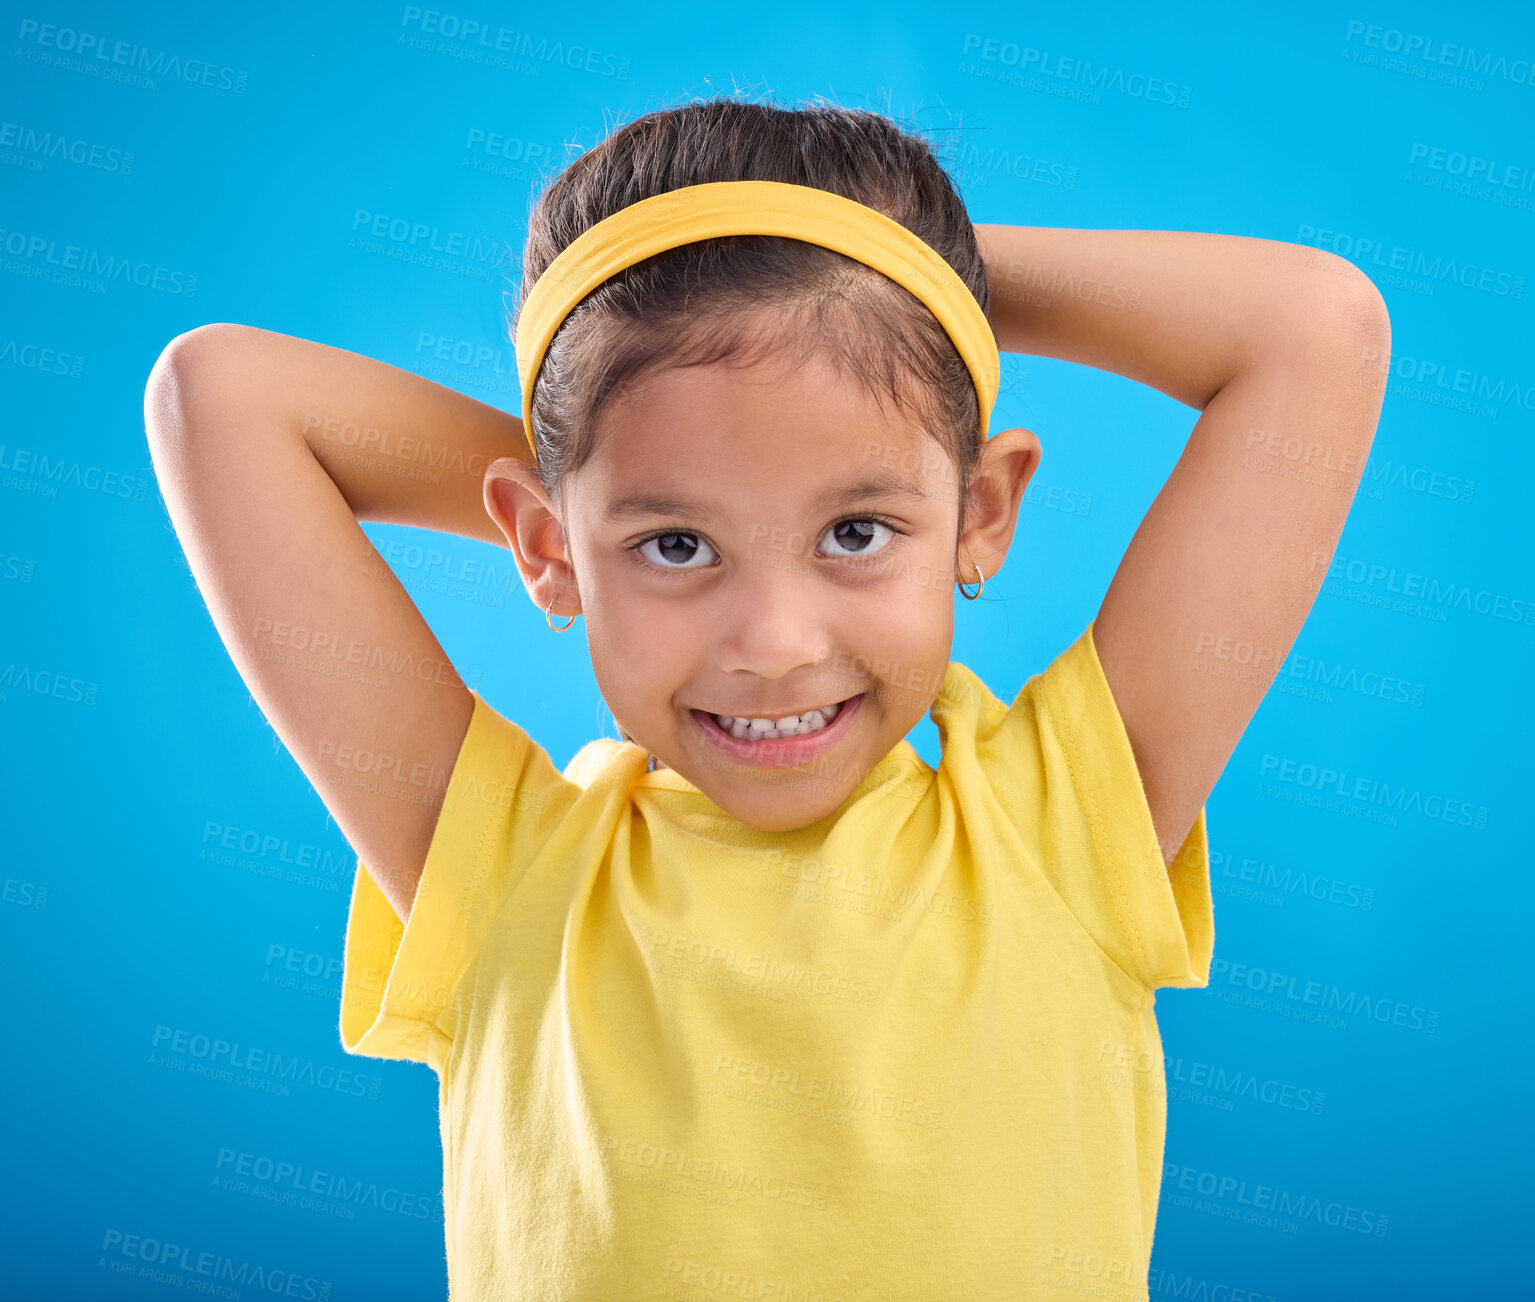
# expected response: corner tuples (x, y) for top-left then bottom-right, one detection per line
(510, 92), (991, 526)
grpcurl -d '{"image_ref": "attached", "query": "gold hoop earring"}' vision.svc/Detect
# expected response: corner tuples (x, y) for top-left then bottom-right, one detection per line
(957, 563), (985, 601)
(544, 596), (579, 632)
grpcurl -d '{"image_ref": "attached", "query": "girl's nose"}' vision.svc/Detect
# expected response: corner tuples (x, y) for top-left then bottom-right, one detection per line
(709, 549), (835, 679)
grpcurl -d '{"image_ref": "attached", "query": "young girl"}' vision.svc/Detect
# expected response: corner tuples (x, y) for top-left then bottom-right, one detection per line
(145, 96), (1389, 1301)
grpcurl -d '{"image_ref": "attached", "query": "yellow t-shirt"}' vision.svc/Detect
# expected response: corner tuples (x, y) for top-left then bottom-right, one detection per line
(339, 618), (1213, 1301)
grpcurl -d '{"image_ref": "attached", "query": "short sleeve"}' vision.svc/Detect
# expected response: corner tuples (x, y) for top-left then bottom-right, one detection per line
(339, 690), (578, 1071)
(956, 620), (1214, 991)
(1032, 620), (1213, 989)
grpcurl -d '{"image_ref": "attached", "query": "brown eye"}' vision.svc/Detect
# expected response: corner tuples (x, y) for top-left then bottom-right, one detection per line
(637, 531), (718, 570)
(820, 519), (896, 558)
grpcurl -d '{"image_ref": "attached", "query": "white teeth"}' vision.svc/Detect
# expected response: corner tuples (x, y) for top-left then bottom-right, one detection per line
(711, 699), (845, 741)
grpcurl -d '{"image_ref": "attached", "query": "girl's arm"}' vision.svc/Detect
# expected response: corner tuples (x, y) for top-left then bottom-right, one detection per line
(973, 226), (1390, 868)
(144, 324), (533, 923)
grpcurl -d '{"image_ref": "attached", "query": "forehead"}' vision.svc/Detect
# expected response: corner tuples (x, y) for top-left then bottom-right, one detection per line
(577, 351), (952, 513)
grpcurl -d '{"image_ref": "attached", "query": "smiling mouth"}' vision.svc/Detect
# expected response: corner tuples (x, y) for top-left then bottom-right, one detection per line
(702, 694), (860, 742)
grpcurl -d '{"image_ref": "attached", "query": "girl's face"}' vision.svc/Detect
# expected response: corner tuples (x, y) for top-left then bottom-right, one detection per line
(507, 347), (1038, 833)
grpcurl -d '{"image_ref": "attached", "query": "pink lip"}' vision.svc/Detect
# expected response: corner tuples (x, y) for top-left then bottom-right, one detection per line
(691, 694), (865, 770)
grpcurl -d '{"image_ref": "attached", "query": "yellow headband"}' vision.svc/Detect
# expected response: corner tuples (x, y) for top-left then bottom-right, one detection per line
(513, 179), (1000, 458)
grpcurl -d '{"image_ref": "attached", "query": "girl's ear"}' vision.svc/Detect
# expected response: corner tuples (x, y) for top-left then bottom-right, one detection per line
(482, 457), (580, 616)
(958, 427), (1043, 583)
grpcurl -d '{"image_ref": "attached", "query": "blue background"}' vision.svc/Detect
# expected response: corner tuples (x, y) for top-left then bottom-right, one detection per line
(3, 0), (1529, 1297)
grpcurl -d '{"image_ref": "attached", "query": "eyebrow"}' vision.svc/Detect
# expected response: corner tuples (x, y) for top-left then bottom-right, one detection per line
(602, 470), (929, 524)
